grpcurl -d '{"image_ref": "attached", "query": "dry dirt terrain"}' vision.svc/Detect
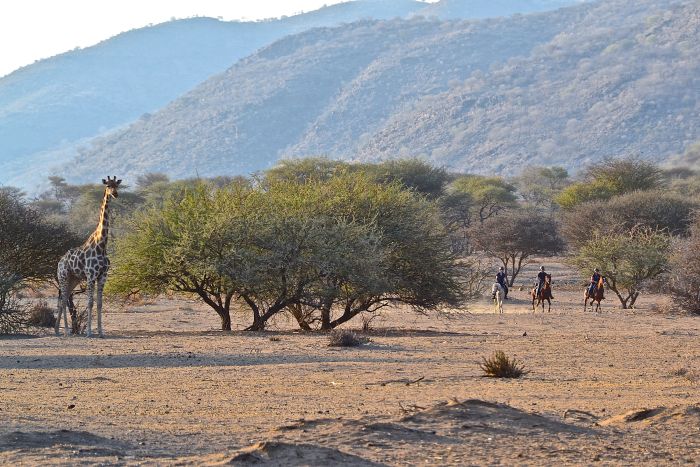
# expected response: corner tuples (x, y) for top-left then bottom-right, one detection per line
(1, 264), (699, 465)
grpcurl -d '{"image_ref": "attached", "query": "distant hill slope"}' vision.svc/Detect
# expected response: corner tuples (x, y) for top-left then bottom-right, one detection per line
(0, 0), (585, 188)
(67, 0), (699, 182)
(417, 0), (581, 19)
(0, 1), (426, 179)
(359, 0), (700, 173)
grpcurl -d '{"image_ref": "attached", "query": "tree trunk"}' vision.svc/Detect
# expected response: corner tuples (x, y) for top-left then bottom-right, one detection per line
(508, 254), (527, 287)
(330, 310), (360, 329)
(245, 319), (266, 331)
(330, 302), (368, 329)
(289, 304), (312, 331)
(219, 309), (231, 331)
(320, 306), (332, 330)
(628, 291), (640, 309)
(611, 289), (629, 309)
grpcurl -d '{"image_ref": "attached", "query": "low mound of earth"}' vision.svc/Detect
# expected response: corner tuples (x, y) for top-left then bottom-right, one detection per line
(599, 405), (700, 428)
(252, 399), (699, 465)
(216, 441), (383, 466)
(0, 429), (130, 464)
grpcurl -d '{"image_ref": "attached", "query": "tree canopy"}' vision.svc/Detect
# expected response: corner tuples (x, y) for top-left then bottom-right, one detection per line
(571, 227), (670, 309)
(555, 157), (664, 209)
(108, 173), (468, 331)
(470, 209), (564, 286)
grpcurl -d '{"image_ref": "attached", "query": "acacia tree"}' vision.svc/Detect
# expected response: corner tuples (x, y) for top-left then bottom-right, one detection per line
(513, 166), (569, 211)
(555, 157), (663, 209)
(215, 193), (386, 331)
(448, 175), (517, 223)
(561, 191), (697, 248)
(109, 174), (469, 331)
(572, 228), (670, 309)
(469, 209), (564, 286)
(108, 183), (240, 330)
(217, 174), (467, 330)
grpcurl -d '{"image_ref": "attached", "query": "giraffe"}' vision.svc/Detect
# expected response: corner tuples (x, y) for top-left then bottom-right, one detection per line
(55, 176), (121, 337)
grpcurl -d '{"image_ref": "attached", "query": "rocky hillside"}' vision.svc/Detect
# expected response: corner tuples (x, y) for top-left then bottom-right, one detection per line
(1, 0), (586, 189)
(65, 0), (698, 183)
(359, 0), (700, 174)
(0, 1), (425, 181)
(417, 0), (581, 19)
(66, 5), (593, 182)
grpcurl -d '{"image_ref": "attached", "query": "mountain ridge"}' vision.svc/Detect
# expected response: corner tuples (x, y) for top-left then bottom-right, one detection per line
(0, 0), (587, 188)
(61, 0), (699, 183)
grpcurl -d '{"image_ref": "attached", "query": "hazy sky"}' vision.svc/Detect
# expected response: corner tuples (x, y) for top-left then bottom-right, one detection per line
(0, 0), (356, 77)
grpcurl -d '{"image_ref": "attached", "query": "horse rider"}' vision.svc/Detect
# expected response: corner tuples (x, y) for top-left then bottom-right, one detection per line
(494, 266), (509, 300)
(535, 266), (552, 298)
(589, 268), (603, 297)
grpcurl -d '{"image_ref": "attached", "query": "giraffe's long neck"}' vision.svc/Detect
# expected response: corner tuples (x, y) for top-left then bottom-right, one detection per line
(87, 190), (111, 249)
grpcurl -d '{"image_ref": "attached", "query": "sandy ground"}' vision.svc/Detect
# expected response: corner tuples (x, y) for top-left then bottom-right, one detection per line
(1, 263), (699, 465)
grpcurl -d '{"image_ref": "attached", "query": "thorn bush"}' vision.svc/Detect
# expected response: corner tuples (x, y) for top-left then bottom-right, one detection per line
(480, 350), (528, 378)
(328, 329), (369, 347)
(28, 300), (56, 328)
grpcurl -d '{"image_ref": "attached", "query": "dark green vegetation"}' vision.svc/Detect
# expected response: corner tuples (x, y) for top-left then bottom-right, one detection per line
(62, 0), (699, 184)
(1, 155), (699, 333)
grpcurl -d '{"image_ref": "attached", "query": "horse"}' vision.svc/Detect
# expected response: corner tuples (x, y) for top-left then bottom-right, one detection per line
(584, 276), (606, 312)
(491, 283), (505, 314)
(531, 274), (552, 312)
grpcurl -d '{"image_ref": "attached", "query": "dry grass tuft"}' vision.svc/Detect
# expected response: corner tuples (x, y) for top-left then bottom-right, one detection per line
(328, 330), (369, 347)
(670, 366), (699, 384)
(28, 300), (56, 328)
(480, 350), (528, 378)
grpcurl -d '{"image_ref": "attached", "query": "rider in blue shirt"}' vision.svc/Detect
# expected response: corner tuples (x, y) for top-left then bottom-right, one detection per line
(536, 266), (551, 298)
(589, 268), (602, 296)
(495, 266), (509, 299)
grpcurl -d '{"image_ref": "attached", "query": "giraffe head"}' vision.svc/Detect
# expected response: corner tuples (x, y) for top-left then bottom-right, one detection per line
(102, 176), (122, 198)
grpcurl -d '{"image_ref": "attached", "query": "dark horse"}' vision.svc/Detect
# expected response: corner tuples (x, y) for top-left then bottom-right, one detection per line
(531, 274), (552, 312)
(584, 276), (606, 312)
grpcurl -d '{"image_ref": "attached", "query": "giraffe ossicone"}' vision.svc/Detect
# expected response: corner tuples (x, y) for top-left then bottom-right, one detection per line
(56, 176), (122, 337)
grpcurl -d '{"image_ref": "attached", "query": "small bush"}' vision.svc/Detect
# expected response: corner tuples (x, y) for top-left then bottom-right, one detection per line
(28, 300), (56, 328)
(670, 366), (688, 377)
(0, 271), (29, 334)
(480, 351), (528, 378)
(328, 330), (369, 347)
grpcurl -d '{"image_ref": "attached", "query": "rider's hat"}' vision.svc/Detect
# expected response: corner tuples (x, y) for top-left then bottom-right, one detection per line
(499, 266), (504, 271)
(594, 268), (599, 272)
(540, 266), (545, 271)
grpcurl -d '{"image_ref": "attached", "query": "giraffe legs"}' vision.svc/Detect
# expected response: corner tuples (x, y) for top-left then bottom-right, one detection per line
(96, 277), (106, 337)
(56, 285), (72, 336)
(85, 281), (95, 337)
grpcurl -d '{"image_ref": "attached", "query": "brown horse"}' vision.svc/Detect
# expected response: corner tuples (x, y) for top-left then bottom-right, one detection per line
(531, 274), (552, 312)
(584, 276), (606, 312)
